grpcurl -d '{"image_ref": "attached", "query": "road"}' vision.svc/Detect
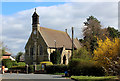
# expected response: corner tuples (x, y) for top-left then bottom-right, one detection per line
(0, 73), (74, 81)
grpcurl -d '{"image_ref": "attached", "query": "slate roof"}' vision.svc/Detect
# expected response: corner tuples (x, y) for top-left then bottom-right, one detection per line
(3, 52), (11, 56)
(39, 27), (74, 49)
(74, 38), (82, 49)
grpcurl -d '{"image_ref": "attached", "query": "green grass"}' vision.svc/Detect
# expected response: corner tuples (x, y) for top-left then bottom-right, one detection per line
(50, 73), (65, 75)
(71, 76), (118, 81)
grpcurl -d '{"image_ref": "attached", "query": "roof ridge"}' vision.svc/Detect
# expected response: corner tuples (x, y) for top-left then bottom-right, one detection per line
(40, 27), (66, 33)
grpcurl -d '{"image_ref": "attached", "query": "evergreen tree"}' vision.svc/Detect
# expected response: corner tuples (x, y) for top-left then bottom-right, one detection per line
(16, 52), (23, 62)
(83, 16), (108, 54)
(107, 27), (120, 39)
(50, 50), (61, 64)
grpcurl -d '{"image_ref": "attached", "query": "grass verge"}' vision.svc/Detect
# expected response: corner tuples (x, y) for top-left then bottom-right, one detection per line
(49, 73), (65, 75)
(71, 76), (118, 81)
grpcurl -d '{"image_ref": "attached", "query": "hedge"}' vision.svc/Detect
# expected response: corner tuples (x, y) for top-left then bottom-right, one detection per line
(9, 66), (26, 73)
(45, 64), (68, 74)
(68, 59), (105, 76)
(9, 65), (37, 73)
(40, 61), (53, 65)
(9, 65), (35, 73)
(2, 59), (26, 68)
(17, 62), (26, 66)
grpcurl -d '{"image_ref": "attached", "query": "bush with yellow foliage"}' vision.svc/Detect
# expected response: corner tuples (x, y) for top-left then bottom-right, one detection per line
(93, 37), (120, 75)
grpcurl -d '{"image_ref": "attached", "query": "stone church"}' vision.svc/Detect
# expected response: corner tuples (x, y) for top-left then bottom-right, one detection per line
(25, 9), (81, 65)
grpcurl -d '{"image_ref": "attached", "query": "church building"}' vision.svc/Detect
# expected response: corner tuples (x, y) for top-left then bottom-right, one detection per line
(25, 9), (81, 65)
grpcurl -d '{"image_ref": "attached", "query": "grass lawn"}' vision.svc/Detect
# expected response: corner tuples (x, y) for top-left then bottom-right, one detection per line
(48, 73), (65, 75)
(71, 76), (118, 81)
(53, 73), (65, 75)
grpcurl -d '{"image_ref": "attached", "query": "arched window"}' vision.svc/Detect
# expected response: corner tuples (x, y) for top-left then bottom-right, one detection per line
(33, 46), (35, 55)
(39, 45), (43, 55)
(30, 47), (33, 56)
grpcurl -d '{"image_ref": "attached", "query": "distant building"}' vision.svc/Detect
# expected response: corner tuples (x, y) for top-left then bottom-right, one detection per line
(2, 52), (15, 61)
(25, 9), (81, 65)
(20, 54), (25, 62)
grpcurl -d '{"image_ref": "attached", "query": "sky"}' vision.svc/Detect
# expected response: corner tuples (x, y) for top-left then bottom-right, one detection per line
(2, 2), (66, 15)
(1, 2), (119, 56)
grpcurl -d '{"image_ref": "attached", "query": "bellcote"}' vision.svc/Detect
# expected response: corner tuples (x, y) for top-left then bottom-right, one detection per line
(32, 8), (39, 25)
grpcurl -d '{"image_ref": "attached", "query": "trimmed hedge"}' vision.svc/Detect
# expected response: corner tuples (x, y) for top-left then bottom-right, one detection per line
(45, 64), (68, 74)
(9, 65), (35, 73)
(17, 62), (26, 66)
(2, 59), (26, 68)
(69, 59), (105, 76)
(40, 61), (53, 65)
(9, 66), (26, 73)
(9, 65), (36, 73)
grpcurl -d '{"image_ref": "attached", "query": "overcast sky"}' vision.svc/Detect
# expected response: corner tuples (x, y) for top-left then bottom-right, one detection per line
(1, 2), (118, 56)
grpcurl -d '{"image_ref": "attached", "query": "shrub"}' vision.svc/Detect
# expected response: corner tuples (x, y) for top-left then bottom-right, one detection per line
(93, 37), (120, 75)
(40, 61), (53, 66)
(73, 47), (91, 60)
(2, 59), (26, 68)
(17, 62), (26, 66)
(11, 66), (25, 69)
(45, 64), (68, 74)
(9, 66), (26, 73)
(9, 64), (34, 73)
(2, 59), (16, 68)
(68, 58), (105, 76)
(12, 61), (18, 66)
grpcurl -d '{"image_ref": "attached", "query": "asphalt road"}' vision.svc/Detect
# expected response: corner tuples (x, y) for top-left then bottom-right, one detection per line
(0, 73), (74, 81)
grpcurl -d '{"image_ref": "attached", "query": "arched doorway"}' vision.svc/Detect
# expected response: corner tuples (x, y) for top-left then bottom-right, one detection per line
(63, 55), (66, 64)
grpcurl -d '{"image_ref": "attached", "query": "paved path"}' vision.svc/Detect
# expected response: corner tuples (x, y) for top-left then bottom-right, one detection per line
(0, 74), (2, 81)
(0, 73), (74, 81)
